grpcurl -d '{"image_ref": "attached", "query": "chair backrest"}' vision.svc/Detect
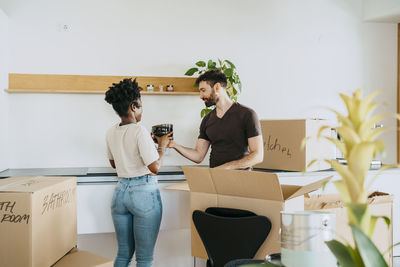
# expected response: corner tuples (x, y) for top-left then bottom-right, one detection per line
(192, 208), (272, 267)
(205, 207), (257, 218)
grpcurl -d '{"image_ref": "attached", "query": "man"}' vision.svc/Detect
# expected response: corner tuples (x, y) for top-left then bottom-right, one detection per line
(169, 70), (263, 169)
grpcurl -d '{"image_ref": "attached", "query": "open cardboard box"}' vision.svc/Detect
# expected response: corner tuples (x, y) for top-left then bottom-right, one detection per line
(305, 192), (394, 267)
(0, 176), (77, 267)
(255, 119), (333, 171)
(166, 167), (331, 259)
(53, 248), (113, 267)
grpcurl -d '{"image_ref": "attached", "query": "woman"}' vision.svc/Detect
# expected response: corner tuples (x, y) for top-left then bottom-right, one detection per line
(104, 78), (171, 267)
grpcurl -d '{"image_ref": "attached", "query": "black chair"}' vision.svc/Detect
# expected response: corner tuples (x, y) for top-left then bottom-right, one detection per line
(192, 207), (272, 267)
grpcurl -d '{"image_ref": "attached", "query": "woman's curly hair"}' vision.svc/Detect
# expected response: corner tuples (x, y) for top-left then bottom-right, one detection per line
(105, 78), (142, 117)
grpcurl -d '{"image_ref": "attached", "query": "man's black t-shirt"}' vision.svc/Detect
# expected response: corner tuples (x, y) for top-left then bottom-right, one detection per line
(198, 102), (261, 168)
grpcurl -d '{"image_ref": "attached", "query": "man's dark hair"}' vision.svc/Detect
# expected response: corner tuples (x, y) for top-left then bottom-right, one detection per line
(196, 70), (227, 88)
(104, 78), (142, 117)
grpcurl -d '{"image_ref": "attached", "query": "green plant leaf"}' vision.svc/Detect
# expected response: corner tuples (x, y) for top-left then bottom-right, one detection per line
(369, 216), (378, 237)
(200, 107), (213, 118)
(224, 68), (234, 77)
(233, 74), (239, 83)
(317, 125), (331, 139)
(185, 68), (199, 76)
(200, 109), (207, 118)
(382, 216), (391, 228)
(207, 60), (216, 69)
(383, 241), (400, 255)
(232, 84), (238, 96)
(302, 159), (317, 173)
(300, 136), (311, 150)
(347, 203), (368, 225)
(321, 179), (330, 191)
(217, 58), (222, 68)
(366, 163), (399, 190)
(369, 216), (391, 237)
(224, 59), (236, 69)
(195, 61), (206, 67)
(325, 240), (355, 267)
(351, 225), (389, 267)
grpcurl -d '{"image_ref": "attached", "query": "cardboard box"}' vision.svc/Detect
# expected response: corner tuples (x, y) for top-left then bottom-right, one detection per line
(255, 119), (333, 171)
(53, 248), (113, 267)
(305, 192), (393, 267)
(166, 167), (331, 259)
(0, 176), (77, 267)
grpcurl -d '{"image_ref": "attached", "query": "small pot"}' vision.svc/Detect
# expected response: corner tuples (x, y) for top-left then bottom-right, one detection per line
(280, 211), (337, 267)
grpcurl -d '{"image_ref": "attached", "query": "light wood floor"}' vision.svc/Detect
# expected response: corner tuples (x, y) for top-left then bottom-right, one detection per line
(78, 229), (207, 267)
(78, 231), (400, 267)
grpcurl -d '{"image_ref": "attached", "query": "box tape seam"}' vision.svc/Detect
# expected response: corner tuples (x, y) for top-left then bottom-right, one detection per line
(0, 176), (46, 191)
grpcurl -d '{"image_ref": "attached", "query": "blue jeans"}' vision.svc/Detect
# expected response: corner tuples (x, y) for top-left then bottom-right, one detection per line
(111, 175), (162, 267)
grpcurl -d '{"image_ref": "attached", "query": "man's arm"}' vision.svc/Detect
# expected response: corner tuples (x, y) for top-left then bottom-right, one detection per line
(215, 135), (264, 170)
(169, 138), (210, 164)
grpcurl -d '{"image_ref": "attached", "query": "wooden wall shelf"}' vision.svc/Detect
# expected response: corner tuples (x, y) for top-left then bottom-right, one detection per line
(5, 74), (199, 95)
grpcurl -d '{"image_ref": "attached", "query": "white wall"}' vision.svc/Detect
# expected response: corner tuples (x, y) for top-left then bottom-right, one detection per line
(363, 0), (400, 22)
(0, 0), (397, 168)
(0, 8), (8, 171)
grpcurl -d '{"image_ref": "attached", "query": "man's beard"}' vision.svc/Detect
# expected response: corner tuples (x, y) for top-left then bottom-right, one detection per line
(204, 91), (217, 107)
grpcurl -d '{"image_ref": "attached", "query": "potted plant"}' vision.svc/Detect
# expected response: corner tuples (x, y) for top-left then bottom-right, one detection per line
(316, 88), (398, 267)
(185, 59), (242, 117)
(242, 88), (398, 267)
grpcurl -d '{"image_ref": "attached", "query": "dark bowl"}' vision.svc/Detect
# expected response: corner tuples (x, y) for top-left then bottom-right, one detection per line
(151, 124), (173, 137)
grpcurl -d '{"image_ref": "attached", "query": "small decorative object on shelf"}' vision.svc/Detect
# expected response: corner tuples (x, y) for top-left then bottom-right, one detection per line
(158, 85), (164, 92)
(166, 85), (174, 92)
(146, 84), (154, 92)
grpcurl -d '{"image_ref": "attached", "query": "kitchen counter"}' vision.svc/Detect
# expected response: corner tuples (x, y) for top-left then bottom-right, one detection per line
(0, 165), (393, 184)
(0, 166), (187, 183)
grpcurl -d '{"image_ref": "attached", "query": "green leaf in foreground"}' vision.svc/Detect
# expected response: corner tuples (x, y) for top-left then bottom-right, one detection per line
(351, 225), (388, 267)
(326, 239), (355, 267)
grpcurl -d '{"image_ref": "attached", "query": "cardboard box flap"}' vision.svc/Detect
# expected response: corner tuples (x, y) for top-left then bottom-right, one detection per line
(281, 184), (302, 200)
(0, 176), (76, 193)
(210, 169), (284, 201)
(182, 167), (217, 194)
(305, 191), (394, 209)
(284, 176), (332, 200)
(164, 181), (189, 191)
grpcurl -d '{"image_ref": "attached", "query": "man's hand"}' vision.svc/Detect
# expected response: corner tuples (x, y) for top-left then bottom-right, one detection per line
(167, 139), (177, 149)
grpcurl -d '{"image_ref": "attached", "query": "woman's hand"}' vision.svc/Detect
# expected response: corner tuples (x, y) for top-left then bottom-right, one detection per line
(155, 132), (173, 148)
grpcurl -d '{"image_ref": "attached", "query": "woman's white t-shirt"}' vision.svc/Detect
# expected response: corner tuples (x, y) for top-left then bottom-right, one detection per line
(106, 123), (159, 178)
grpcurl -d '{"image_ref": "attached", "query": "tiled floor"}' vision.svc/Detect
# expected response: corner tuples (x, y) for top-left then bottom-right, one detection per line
(78, 232), (400, 267)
